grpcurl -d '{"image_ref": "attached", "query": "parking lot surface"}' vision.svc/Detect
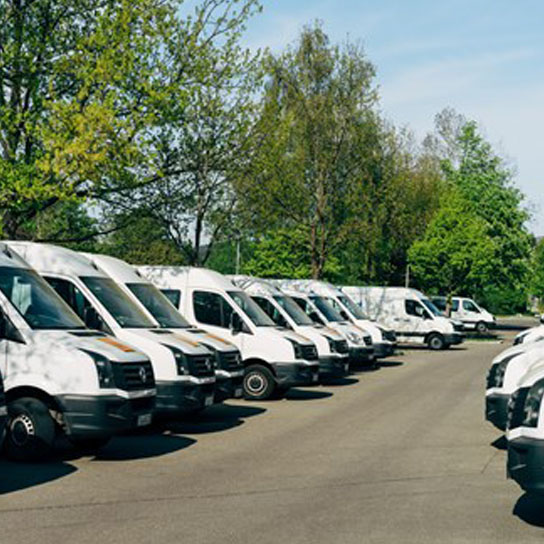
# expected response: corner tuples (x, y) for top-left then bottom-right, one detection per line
(2, 330), (544, 543)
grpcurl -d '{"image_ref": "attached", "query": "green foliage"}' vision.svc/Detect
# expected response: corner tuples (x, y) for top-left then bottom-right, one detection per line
(530, 238), (544, 299)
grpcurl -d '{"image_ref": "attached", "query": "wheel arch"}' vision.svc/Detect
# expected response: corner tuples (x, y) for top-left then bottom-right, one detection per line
(242, 358), (277, 377)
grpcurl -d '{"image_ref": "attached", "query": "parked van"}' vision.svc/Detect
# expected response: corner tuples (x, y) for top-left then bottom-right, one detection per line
(431, 296), (495, 333)
(514, 325), (544, 346)
(279, 280), (396, 359)
(0, 243), (156, 460)
(137, 266), (320, 400)
(8, 243), (215, 417)
(272, 284), (375, 366)
(0, 369), (6, 447)
(230, 276), (350, 378)
(507, 362), (544, 494)
(342, 287), (464, 350)
(486, 340), (544, 430)
(83, 253), (244, 403)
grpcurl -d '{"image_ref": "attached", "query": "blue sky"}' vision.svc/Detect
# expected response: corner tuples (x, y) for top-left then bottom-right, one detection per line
(242, 0), (544, 234)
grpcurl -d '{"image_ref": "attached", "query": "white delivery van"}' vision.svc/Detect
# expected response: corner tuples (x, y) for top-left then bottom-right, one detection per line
(279, 279), (396, 359)
(431, 296), (495, 333)
(272, 284), (376, 366)
(514, 324), (544, 347)
(137, 266), (320, 400)
(82, 253), (245, 403)
(0, 243), (156, 460)
(506, 362), (544, 494)
(0, 368), (6, 447)
(230, 276), (350, 379)
(8, 242), (216, 417)
(485, 339), (544, 430)
(342, 286), (464, 350)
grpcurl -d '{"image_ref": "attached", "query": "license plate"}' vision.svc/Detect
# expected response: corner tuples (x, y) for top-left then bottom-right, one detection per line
(344, 363), (349, 372)
(205, 395), (214, 407)
(235, 388), (243, 398)
(312, 374), (319, 382)
(137, 413), (152, 427)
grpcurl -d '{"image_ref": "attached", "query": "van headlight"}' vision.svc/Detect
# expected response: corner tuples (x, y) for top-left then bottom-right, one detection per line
(346, 332), (363, 345)
(325, 336), (337, 353)
(486, 353), (519, 389)
(523, 378), (544, 428)
(83, 351), (115, 388)
(165, 345), (190, 375)
(286, 338), (303, 359)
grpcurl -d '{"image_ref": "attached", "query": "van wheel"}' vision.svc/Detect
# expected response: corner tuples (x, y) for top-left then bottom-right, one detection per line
(4, 398), (56, 462)
(69, 436), (111, 452)
(427, 333), (445, 350)
(476, 321), (488, 334)
(243, 365), (276, 400)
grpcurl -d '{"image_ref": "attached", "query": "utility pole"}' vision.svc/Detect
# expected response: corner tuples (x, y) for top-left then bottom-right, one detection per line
(405, 264), (410, 288)
(235, 237), (241, 275)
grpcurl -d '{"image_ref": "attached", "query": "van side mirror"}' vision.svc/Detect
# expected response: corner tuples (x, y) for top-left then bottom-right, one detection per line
(84, 306), (103, 331)
(0, 313), (25, 344)
(230, 313), (244, 334)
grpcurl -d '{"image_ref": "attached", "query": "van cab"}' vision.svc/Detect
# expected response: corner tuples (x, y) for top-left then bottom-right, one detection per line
(230, 276), (350, 379)
(431, 296), (495, 334)
(486, 340), (544, 430)
(137, 266), (320, 400)
(7, 242), (215, 417)
(273, 284), (375, 366)
(83, 253), (244, 403)
(507, 362), (544, 494)
(0, 243), (156, 460)
(342, 286), (464, 350)
(282, 280), (396, 359)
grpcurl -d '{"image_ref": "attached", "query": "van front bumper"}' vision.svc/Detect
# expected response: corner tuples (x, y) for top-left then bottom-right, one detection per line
(485, 392), (509, 431)
(275, 362), (320, 388)
(349, 346), (376, 366)
(156, 380), (216, 415)
(56, 393), (156, 439)
(444, 333), (465, 346)
(214, 370), (244, 403)
(508, 436), (544, 494)
(318, 355), (350, 378)
(374, 342), (395, 359)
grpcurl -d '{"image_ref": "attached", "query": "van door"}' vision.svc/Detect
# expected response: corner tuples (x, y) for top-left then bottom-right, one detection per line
(395, 299), (429, 342)
(459, 299), (480, 324)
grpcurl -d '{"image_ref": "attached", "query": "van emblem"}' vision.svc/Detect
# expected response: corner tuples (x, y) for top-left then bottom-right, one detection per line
(139, 366), (147, 383)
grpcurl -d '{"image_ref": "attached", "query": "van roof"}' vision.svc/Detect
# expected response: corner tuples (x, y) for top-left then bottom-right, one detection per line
(0, 242), (33, 269)
(342, 286), (426, 299)
(5, 242), (105, 278)
(136, 266), (238, 292)
(278, 279), (341, 297)
(229, 275), (283, 297)
(82, 253), (146, 284)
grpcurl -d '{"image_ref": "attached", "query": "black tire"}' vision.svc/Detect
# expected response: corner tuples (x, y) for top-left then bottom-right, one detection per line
(243, 365), (276, 400)
(69, 436), (111, 452)
(4, 397), (56, 462)
(476, 321), (488, 334)
(427, 333), (445, 351)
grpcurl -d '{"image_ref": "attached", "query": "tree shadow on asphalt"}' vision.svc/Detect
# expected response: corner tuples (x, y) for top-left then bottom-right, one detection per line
(319, 377), (359, 387)
(283, 388), (333, 401)
(513, 493), (544, 527)
(0, 459), (78, 495)
(491, 435), (507, 450)
(379, 361), (404, 368)
(159, 403), (266, 435)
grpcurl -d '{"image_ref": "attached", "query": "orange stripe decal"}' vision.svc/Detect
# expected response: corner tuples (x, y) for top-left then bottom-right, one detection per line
(97, 337), (135, 352)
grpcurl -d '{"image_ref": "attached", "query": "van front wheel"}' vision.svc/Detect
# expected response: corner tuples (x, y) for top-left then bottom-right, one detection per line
(4, 397), (56, 462)
(427, 333), (445, 351)
(243, 365), (276, 400)
(476, 321), (488, 334)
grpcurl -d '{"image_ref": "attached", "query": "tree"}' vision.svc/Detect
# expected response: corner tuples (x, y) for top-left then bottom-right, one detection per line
(237, 22), (379, 279)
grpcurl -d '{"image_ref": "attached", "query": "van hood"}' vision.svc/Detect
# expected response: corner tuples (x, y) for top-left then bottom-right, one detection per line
(122, 328), (212, 356)
(31, 329), (148, 363)
(280, 328), (315, 346)
(166, 327), (239, 354)
(517, 358), (544, 388)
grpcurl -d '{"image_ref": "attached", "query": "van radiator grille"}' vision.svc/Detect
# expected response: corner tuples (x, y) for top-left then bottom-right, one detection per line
(111, 361), (155, 390)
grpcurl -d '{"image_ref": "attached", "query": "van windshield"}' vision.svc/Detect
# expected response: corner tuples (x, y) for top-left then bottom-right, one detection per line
(0, 266), (85, 330)
(82, 277), (155, 328)
(273, 295), (315, 326)
(421, 299), (442, 317)
(310, 296), (344, 322)
(338, 295), (367, 319)
(127, 283), (190, 328)
(228, 291), (276, 327)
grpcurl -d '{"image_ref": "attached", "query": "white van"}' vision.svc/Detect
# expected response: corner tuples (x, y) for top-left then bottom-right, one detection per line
(0, 243), (156, 460)
(272, 284), (375, 366)
(0, 369), (6, 447)
(506, 362), (544, 494)
(8, 242), (216, 417)
(342, 286), (464, 350)
(486, 340), (544, 430)
(229, 276), (350, 378)
(514, 325), (544, 347)
(431, 296), (495, 333)
(83, 253), (244, 403)
(137, 266), (320, 400)
(278, 279), (396, 359)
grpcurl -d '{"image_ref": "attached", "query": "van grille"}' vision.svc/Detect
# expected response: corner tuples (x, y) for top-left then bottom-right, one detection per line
(187, 355), (215, 378)
(301, 344), (318, 361)
(507, 387), (530, 430)
(383, 330), (397, 342)
(334, 339), (349, 354)
(217, 351), (243, 371)
(111, 361), (155, 390)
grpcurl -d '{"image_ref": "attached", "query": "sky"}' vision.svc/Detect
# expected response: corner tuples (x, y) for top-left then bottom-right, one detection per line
(241, 0), (544, 234)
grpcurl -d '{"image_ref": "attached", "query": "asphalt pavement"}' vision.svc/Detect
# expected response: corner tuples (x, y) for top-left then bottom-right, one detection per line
(2, 329), (544, 543)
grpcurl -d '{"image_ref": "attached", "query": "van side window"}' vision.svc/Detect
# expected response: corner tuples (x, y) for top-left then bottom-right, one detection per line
(193, 291), (233, 328)
(253, 296), (288, 328)
(161, 289), (181, 309)
(292, 297), (325, 325)
(46, 277), (95, 322)
(405, 300), (424, 317)
(463, 300), (478, 312)
(451, 300), (459, 311)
